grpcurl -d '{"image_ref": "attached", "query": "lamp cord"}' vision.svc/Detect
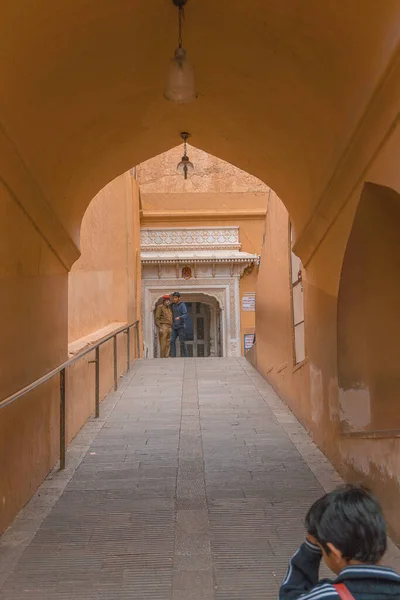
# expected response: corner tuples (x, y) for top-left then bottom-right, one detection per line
(178, 5), (184, 48)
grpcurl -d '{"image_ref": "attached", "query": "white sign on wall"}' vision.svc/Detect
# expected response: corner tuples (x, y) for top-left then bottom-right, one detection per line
(244, 334), (255, 351)
(242, 293), (256, 311)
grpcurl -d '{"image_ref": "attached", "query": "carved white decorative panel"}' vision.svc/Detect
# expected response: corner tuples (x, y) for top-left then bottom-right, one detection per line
(141, 227), (241, 251)
(140, 227), (250, 359)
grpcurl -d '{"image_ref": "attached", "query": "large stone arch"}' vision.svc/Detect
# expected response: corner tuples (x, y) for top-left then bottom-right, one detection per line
(1, 1), (400, 263)
(2, 0), (400, 538)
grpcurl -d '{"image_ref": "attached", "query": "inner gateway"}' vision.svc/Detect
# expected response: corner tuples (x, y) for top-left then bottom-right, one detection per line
(153, 295), (222, 358)
(141, 224), (260, 359)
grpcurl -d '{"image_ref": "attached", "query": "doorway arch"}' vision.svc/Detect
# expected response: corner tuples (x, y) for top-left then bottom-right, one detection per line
(153, 293), (222, 359)
(145, 290), (226, 359)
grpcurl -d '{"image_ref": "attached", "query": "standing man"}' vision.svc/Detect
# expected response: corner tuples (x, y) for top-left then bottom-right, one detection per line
(170, 292), (188, 357)
(155, 295), (173, 358)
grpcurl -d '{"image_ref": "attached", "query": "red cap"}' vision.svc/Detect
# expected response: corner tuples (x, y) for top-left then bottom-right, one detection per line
(162, 295), (170, 300)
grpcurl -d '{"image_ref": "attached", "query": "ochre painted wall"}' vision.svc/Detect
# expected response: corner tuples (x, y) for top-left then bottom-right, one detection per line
(0, 183), (67, 533)
(0, 172), (142, 535)
(137, 145), (268, 195)
(252, 184), (400, 542)
(338, 184), (400, 433)
(66, 171), (142, 450)
(251, 192), (310, 414)
(69, 172), (141, 341)
(66, 334), (131, 446)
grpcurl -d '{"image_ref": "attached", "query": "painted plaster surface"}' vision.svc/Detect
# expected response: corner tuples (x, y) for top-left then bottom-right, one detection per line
(339, 387), (371, 430)
(137, 145), (269, 194)
(68, 173), (140, 342)
(252, 187), (400, 542)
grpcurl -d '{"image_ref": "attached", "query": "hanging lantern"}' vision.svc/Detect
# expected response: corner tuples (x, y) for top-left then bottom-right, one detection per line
(164, 0), (197, 103)
(176, 132), (194, 179)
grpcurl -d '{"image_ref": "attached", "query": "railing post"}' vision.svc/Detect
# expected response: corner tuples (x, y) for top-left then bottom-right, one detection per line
(113, 334), (118, 391)
(95, 346), (100, 418)
(135, 322), (140, 359)
(59, 368), (66, 470)
(89, 347), (100, 418)
(126, 327), (131, 371)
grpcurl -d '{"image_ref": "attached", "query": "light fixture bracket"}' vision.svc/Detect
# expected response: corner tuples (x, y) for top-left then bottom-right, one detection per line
(172, 0), (187, 7)
(180, 132), (191, 143)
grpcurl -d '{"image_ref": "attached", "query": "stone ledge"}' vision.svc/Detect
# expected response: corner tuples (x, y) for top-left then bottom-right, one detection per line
(68, 322), (127, 356)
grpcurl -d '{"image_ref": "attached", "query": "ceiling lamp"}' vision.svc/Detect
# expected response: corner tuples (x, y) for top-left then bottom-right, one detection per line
(177, 132), (194, 179)
(164, 0), (197, 103)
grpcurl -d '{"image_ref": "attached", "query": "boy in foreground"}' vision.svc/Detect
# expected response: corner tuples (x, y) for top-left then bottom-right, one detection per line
(279, 485), (400, 600)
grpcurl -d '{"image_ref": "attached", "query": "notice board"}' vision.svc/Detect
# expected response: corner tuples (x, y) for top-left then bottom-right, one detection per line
(242, 293), (256, 312)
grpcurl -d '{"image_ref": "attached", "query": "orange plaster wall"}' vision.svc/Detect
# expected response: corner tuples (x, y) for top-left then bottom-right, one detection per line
(0, 182), (67, 533)
(66, 334), (130, 445)
(251, 191), (310, 409)
(69, 172), (141, 341)
(0, 172), (142, 534)
(66, 171), (142, 446)
(141, 192), (268, 216)
(252, 181), (400, 542)
(337, 183), (400, 433)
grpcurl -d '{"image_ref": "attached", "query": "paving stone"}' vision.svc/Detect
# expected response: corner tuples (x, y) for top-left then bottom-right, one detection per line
(173, 569), (214, 592)
(1, 357), (399, 600)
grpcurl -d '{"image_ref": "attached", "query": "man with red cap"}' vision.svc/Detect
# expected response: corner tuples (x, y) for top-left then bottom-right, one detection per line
(155, 295), (173, 358)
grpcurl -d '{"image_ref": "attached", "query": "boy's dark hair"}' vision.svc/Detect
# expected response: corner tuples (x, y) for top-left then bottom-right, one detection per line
(305, 485), (387, 563)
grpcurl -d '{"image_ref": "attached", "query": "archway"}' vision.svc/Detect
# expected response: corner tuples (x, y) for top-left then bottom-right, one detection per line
(152, 293), (222, 359)
(338, 183), (400, 433)
(1, 0), (400, 539)
(148, 291), (224, 359)
(1, 0), (400, 262)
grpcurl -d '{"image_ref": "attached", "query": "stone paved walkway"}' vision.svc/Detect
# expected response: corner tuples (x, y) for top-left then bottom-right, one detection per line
(0, 358), (399, 599)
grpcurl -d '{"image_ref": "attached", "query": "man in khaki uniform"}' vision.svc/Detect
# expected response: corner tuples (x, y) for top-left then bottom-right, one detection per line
(155, 295), (173, 358)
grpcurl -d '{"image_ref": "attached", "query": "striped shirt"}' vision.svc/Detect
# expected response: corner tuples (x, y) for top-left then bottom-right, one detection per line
(279, 540), (400, 600)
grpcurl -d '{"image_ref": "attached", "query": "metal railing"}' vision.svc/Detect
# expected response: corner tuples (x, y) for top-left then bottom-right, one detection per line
(0, 320), (140, 470)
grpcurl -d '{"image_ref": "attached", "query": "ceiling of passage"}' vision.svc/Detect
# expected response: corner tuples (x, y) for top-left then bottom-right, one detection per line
(1, 0), (400, 247)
